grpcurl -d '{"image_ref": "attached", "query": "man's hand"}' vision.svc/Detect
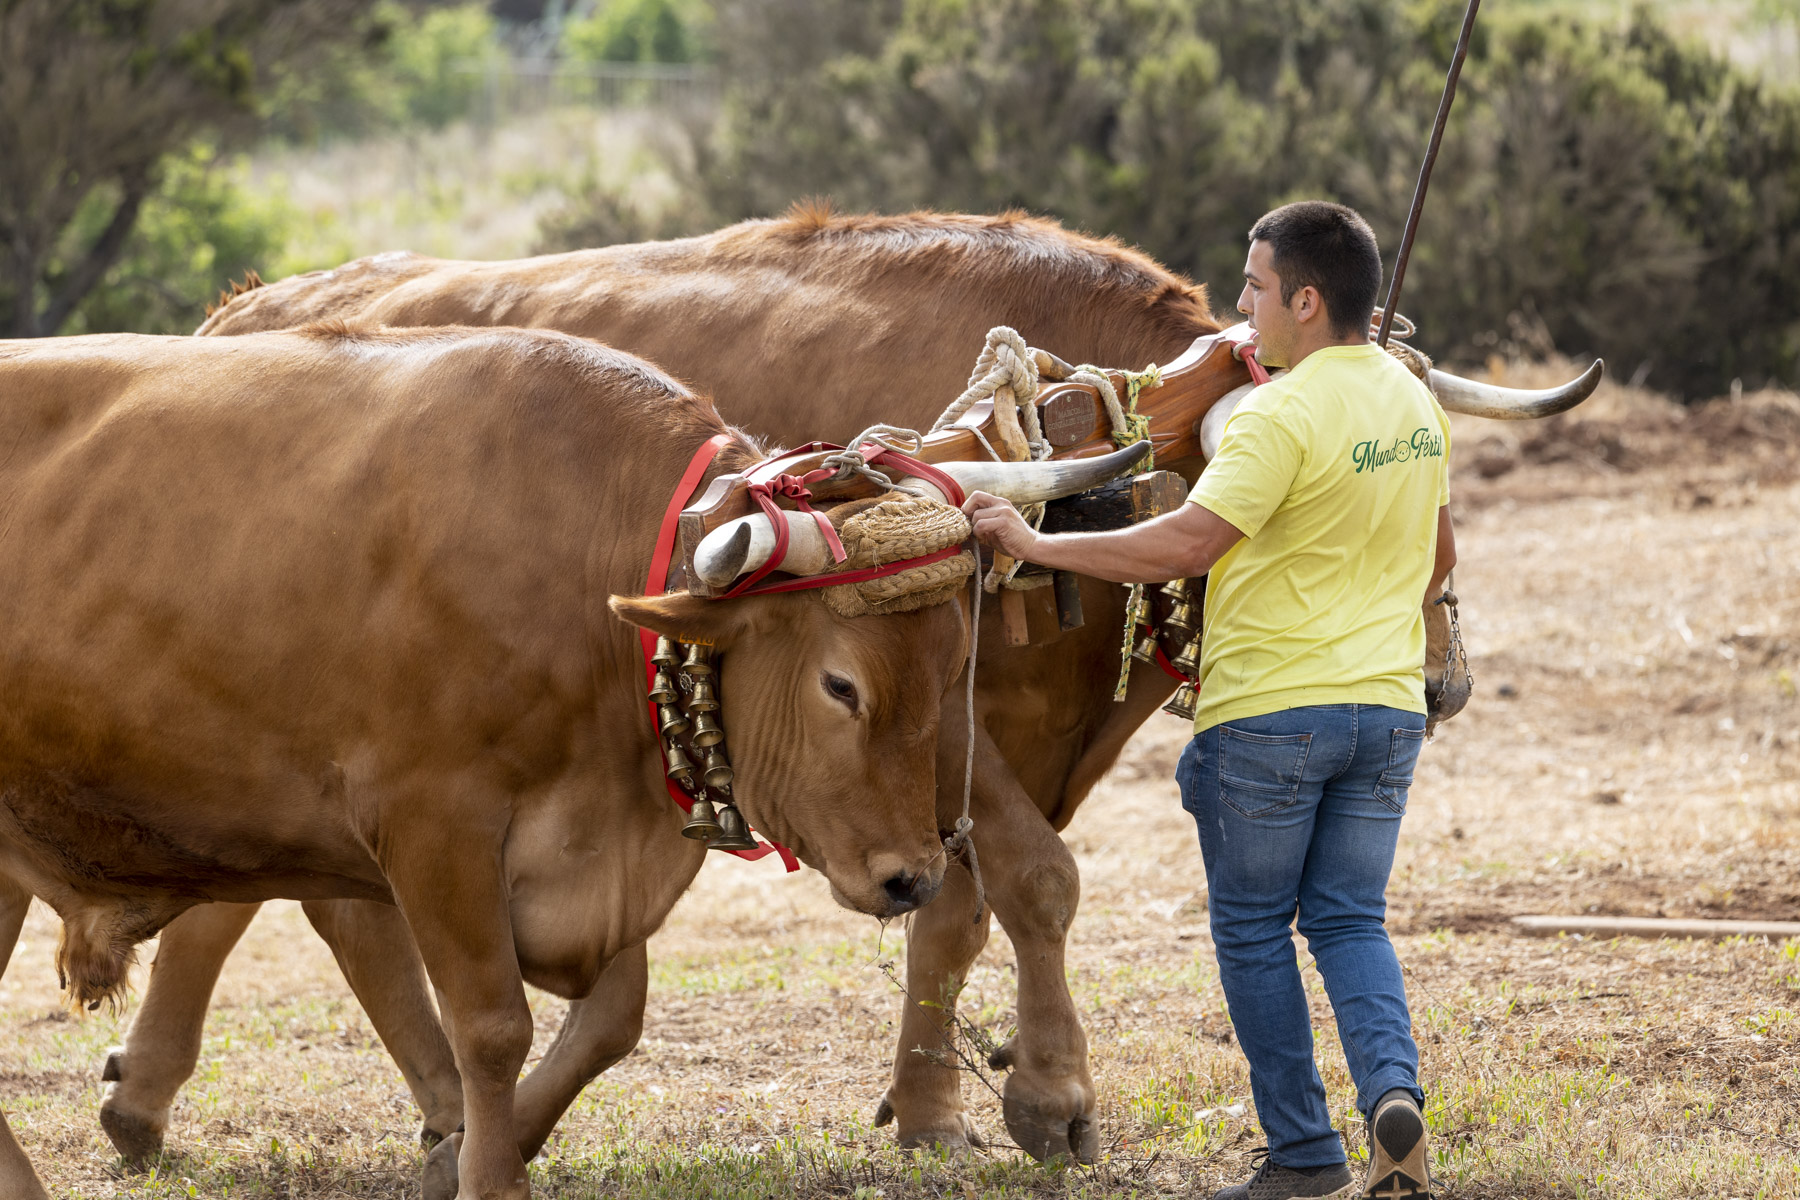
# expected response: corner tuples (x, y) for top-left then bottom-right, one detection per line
(962, 490), (1039, 560)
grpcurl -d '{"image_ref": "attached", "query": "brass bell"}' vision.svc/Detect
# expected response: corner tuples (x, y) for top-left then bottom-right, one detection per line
(686, 676), (719, 713)
(1131, 632), (1159, 664)
(1162, 602), (1197, 642)
(658, 703), (690, 738)
(1162, 681), (1199, 720)
(680, 642), (714, 677)
(1171, 637), (1202, 678)
(708, 803), (758, 851)
(651, 637), (681, 671)
(691, 710), (725, 748)
(664, 740), (696, 787)
(702, 746), (734, 789)
(1158, 579), (1190, 601)
(648, 669), (679, 704)
(681, 796), (723, 841)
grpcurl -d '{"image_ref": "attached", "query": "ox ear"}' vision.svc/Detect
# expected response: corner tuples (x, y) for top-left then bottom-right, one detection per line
(608, 591), (757, 648)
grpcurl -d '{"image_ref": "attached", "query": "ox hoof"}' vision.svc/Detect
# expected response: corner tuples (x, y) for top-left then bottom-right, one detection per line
(878, 1094), (986, 1154)
(419, 1122), (453, 1150)
(101, 1048), (125, 1082)
(98, 1099), (166, 1167)
(986, 1037), (1017, 1071)
(421, 1130), (461, 1200)
(1002, 1074), (1099, 1164)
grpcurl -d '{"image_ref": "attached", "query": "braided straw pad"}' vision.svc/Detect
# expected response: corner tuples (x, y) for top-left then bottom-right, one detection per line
(823, 494), (975, 619)
(1385, 339), (1434, 383)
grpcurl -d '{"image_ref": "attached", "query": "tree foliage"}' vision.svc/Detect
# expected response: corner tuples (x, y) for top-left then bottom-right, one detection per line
(564, 0), (712, 64)
(626, 0), (1800, 397)
(0, 0), (367, 336)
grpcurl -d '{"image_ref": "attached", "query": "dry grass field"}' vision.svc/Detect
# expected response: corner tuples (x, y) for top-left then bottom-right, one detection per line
(3, 369), (1797, 1198)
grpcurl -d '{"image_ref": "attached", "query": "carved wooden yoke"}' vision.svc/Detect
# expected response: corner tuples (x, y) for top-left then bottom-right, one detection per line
(678, 325), (1258, 595)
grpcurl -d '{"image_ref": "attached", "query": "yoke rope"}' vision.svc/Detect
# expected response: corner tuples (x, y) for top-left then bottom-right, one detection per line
(941, 551), (986, 923)
(931, 327), (1162, 592)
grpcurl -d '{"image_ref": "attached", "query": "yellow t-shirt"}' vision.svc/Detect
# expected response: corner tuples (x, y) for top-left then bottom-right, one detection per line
(1186, 343), (1450, 732)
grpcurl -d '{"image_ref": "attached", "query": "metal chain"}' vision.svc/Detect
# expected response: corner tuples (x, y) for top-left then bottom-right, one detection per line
(1436, 569), (1474, 695)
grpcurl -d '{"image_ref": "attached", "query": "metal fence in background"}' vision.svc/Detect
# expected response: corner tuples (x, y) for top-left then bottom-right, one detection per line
(454, 59), (720, 123)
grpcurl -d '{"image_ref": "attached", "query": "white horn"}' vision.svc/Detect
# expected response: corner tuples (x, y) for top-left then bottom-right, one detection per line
(1428, 359), (1604, 419)
(693, 510), (835, 589)
(921, 440), (1151, 505)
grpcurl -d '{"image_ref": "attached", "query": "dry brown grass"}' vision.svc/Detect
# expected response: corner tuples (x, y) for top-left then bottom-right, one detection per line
(3, 371), (1798, 1198)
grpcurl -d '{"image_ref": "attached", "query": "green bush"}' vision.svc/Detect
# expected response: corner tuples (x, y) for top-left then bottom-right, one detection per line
(56, 145), (293, 337)
(264, 2), (505, 142)
(564, 0), (713, 64)
(655, 0), (1800, 398)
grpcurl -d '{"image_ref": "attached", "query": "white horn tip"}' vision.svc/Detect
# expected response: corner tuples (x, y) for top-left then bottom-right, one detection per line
(694, 522), (753, 589)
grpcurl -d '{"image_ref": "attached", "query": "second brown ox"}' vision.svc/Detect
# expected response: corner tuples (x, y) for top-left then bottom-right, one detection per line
(98, 208), (1590, 1169)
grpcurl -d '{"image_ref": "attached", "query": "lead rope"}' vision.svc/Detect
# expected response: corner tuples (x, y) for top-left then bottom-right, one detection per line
(940, 551), (987, 923)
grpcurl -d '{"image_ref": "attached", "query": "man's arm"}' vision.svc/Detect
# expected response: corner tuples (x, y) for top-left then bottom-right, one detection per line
(962, 492), (1244, 584)
(1426, 504), (1456, 600)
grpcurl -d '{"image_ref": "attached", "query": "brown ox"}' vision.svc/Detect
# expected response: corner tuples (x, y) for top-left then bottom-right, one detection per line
(0, 325), (988, 1200)
(100, 209), (1574, 1172)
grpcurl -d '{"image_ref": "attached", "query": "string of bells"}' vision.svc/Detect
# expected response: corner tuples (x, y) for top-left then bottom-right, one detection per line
(1126, 578), (1203, 720)
(650, 637), (759, 850)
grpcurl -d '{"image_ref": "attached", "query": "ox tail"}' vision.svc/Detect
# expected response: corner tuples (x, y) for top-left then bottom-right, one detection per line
(54, 907), (144, 1015)
(204, 269), (266, 319)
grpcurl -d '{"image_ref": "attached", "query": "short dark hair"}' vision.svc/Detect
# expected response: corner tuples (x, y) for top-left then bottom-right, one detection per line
(1248, 202), (1382, 338)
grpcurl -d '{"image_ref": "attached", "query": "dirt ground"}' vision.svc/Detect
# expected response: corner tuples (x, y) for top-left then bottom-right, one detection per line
(3, 370), (1797, 1198)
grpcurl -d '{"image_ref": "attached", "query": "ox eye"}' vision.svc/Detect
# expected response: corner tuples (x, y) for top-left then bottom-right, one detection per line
(822, 672), (858, 711)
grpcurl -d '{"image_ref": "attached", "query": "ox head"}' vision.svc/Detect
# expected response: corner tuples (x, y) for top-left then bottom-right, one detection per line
(613, 583), (966, 918)
(610, 442), (1147, 919)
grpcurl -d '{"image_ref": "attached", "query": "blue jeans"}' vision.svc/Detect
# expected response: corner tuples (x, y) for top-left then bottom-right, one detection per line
(1177, 704), (1426, 1169)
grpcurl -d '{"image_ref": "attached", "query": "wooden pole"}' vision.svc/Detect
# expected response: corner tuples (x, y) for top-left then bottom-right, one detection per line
(1376, 0), (1484, 348)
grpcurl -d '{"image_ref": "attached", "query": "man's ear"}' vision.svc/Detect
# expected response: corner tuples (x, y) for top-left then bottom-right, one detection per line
(608, 591), (756, 648)
(1293, 284), (1324, 325)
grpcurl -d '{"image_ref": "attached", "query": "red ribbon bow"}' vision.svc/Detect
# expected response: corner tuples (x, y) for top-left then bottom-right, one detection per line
(723, 471), (849, 598)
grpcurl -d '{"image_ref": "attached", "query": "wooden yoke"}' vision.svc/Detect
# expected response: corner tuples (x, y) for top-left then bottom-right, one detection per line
(678, 327), (1256, 596)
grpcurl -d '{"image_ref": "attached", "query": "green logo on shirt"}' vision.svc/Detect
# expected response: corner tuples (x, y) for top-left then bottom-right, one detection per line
(1351, 427), (1444, 474)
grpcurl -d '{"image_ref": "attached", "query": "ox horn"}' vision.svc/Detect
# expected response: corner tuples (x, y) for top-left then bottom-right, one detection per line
(692, 440), (1150, 589)
(914, 439), (1151, 506)
(1428, 359), (1604, 419)
(692, 509), (837, 591)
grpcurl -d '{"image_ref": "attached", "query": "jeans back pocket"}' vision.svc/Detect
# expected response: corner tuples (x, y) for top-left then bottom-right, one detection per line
(1374, 725), (1426, 812)
(1218, 725), (1312, 818)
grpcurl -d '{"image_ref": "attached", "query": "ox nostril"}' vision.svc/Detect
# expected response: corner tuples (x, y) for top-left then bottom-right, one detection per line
(883, 871), (922, 911)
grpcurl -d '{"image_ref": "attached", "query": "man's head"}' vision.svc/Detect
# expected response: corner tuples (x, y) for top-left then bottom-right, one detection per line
(1236, 201), (1382, 368)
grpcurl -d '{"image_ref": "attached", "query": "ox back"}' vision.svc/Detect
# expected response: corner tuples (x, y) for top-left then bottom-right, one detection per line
(201, 207), (1221, 826)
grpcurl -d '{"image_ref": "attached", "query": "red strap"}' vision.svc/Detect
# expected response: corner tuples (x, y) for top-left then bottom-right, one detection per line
(643, 433), (798, 872)
(728, 543), (965, 598)
(1154, 644), (1193, 684)
(1231, 339), (1273, 386)
(865, 445), (966, 507)
(722, 470), (848, 599)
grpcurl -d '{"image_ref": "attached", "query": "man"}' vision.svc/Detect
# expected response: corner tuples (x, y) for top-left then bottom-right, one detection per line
(964, 201), (1452, 1200)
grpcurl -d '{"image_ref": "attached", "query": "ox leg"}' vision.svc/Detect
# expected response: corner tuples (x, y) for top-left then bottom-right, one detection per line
(301, 898), (464, 1144)
(978, 789), (1097, 1163)
(0, 874), (51, 1198)
(98, 900), (260, 1164)
(422, 942), (649, 1196)
(885, 726), (1098, 1162)
(876, 859), (991, 1152)
(390, 833), (533, 1200)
